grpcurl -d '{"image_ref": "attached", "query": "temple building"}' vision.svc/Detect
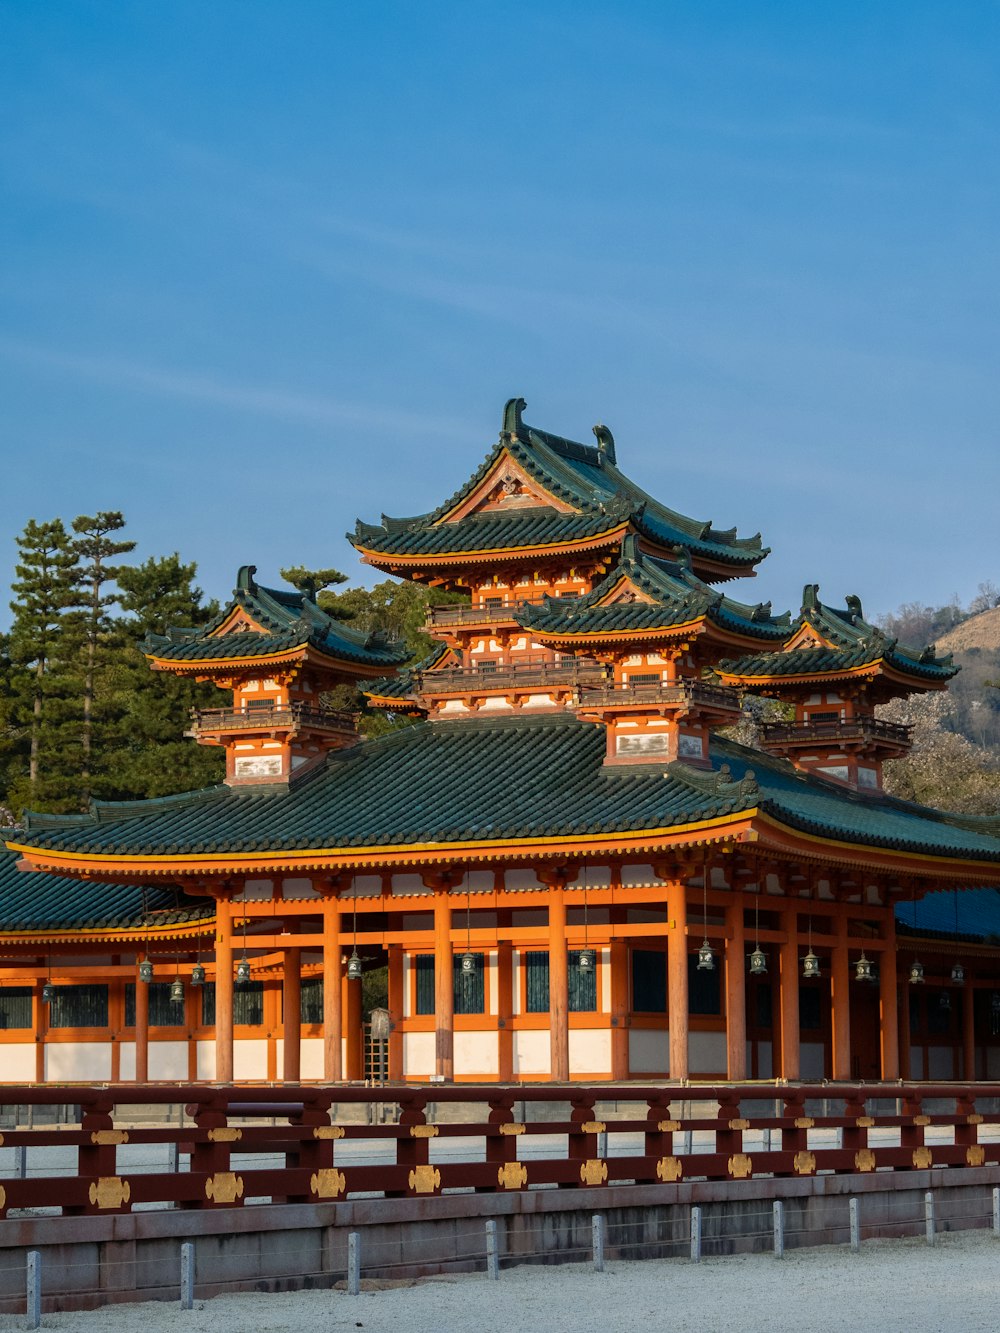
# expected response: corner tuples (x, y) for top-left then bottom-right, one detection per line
(5, 398), (1000, 1086)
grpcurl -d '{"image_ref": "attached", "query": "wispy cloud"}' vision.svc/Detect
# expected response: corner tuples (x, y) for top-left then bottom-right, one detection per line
(0, 338), (475, 439)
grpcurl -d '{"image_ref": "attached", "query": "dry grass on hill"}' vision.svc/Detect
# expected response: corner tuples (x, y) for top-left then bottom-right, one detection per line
(936, 606), (1000, 655)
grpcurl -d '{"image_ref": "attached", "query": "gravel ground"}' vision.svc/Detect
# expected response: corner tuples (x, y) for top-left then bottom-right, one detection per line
(5, 1228), (1000, 1333)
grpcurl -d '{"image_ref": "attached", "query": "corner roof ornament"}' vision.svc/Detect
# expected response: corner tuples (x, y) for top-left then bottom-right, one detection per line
(502, 397), (526, 441)
(845, 594), (865, 624)
(236, 565), (258, 595)
(801, 582), (820, 615)
(592, 422), (617, 465)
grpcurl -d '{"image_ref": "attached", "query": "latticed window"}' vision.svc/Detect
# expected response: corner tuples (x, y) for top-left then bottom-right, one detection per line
(125, 983), (185, 1027)
(48, 985), (109, 1029)
(200, 981), (264, 1026)
(628, 672), (661, 685)
(568, 952), (596, 1012)
(300, 977), (323, 1024)
(799, 985), (822, 1031)
(688, 954), (722, 1015)
(0, 986), (33, 1029)
(453, 954), (485, 1015)
(414, 956), (435, 1015)
(632, 950), (666, 1012)
(525, 951), (549, 1012)
(524, 951), (595, 1013)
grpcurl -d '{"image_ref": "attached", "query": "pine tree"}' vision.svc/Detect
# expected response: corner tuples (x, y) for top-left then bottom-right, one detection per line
(7, 519), (81, 813)
(69, 512), (136, 805)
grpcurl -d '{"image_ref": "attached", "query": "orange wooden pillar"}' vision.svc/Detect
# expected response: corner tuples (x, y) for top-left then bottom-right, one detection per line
(496, 941), (514, 1082)
(344, 969), (363, 1080)
(725, 899), (747, 1080)
(666, 880), (688, 1080)
(779, 906), (800, 1081)
(879, 912), (900, 1080)
(898, 971), (911, 1080)
(214, 894), (235, 1082)
(387, 943), (403, 1080)
(831, 911), (851, 1080)
(322, 897), (343, 1081)
(282, 947), (301, 1083)
(134, 960), (150, 1083)
(962, 981), (976, 1080)
(433, 888), (454, 1079)
(610, 940), (629, 1080)
(547, 879), (569, 1081)
(34, 977), (45, 1083)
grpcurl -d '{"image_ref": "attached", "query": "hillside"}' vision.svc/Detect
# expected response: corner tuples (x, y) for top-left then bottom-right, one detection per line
(936, 606), (1000, 656)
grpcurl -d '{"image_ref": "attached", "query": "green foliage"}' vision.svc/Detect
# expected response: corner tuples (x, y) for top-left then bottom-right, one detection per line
(279, 566), (348, 598)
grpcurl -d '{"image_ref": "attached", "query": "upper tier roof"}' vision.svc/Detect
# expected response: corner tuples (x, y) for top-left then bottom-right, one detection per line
(144, 566), (408, 671)
(517, 535), (791, 644)
(349, 399), (768, 578)
(716, 585), (958, 688)
(11, 713), (1000, 869)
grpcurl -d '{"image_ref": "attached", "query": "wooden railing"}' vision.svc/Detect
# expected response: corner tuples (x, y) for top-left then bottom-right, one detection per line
(0, 1082), (997, 1217)
(578, 680), (740, 710)
(190, 704), (358, 734)
(426, 596), (547, 628)
(760, 717), (913, 748)
(415, 662), (607, 693)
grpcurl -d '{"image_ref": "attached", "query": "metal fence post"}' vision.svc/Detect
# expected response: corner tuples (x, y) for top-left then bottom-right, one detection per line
(16, 1145), (27, 1180)
(993, 1186), (1000, 1237)
(597, 1130), (608, 1160)
(690, 1205), (702, 1263)
(180, 1242), (194, 1310)
(26, 1251), (41, 1331)
(849, 1197), (860, 1252)
(485, 1219), (499, 1280)
(347, 1231), (361, 1296)
(925, 1191), (935, 1246)
(592, 1214), (605, 1273)
(773, 1200), (784, 1259)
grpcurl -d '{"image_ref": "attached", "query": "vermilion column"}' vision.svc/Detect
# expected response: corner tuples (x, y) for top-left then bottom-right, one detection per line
(434, 888), (454, 1079)
(548, 882), (569, 1081)
(345, 968), (363, 1079)
(779, 906), (801, 1081)
(726, 899), (747, 1081)
(386, 943), (403, 1080)
(282, 947), (301, 1083)
(215, 894), (235, 1082)
(880, 910), (900, 1079)
(962, 980), (976, 1080)
(899, 973), (911, 1080)
(610, 940), (629, 1080)
(134, 959), (150, 1083)
(831, 910), (851, 1080)
(497, 941), (514, 1082)
(666, 880), (689, 1079)
(322, 897), (343, 1081)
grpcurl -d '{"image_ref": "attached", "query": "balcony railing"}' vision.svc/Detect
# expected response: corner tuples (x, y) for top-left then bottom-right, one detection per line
(415, 661), (607, 693)
(190, 704), (359, 734)
(426, 595), (548, 629)
(577, 680), (741, 711)
(760, 717), (913, 748)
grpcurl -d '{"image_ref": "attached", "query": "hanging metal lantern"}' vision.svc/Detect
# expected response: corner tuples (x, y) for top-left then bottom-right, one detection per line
(749, 948), (767, 976)
(697, 939), (715, 971)
(41, 980), (55, 1004)
(170, 977), (185, 1004)
(577, 948), (595, 972)
(461, 950), (479, 974)
(346, 949), (363, 981)
(939, 990), (951, 1012)
(855, 953), (876, 983)
(951, 962), (965, 985)
(909, 959), (925, 985)
(138, 958), (154, 984)
(191, 962), (206, 986)
(802, 950), (821, 979)
(236, 957), (251, 984)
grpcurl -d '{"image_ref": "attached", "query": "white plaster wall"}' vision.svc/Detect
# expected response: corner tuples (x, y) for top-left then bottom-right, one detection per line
(454, 1030), (498, 1078)
(927, 1046), (954, 1079)
(233, 1039), (268, 1080)
(487, 954), (498, 1016)
(45, 1042), (111, 1082)
(600, 950), (611, 1011)
(196, 1041), (216, 1080)
(755, 1041), (773, 1078)
(148, 1041), (189, 1081)
(0, 1044), (36, 1081)
(801, 1042), (825, 1079)
(512, 1029), (550, 1076)
(119, 1044), (135, 1080)
(569, 1029), (611, 1076)
(403, 1031), (435, 1077)
(282, 877), (320, 900)
(628, 1029), (667, 1075)
(301, 1038), (324, 1079)
(689, 1031), (726, 1074)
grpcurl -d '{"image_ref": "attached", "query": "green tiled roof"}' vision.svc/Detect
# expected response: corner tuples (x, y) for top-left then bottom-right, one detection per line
(359, 642), (453, 704)
(350, 400), (768, 574)
(518, 536), (790, 642)
(0, 844), (214, 933)
(717, 586), (957, 685)
(12, 714), (1000, 866)
(146, 566), (408, 669)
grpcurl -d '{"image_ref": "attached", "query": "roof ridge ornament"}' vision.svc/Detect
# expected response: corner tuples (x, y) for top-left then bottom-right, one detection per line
(502, 397), (526, 441)
(236, 565), (258, 595)
(845, 593), (864, 624)
(801, 582), (820, 615)
(592, 423), (617, 465)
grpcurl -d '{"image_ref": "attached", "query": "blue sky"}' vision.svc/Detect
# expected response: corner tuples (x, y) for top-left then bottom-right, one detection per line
(2, 1), (998, 626)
